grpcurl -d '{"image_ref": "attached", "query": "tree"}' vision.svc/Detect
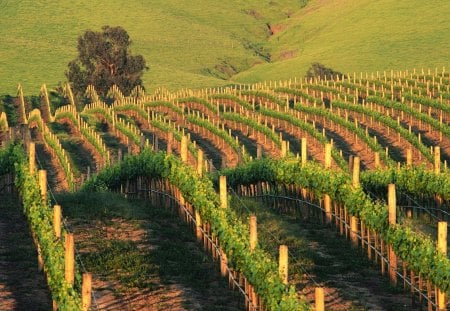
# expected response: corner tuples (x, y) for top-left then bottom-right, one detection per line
(66, 26), (148, 97)
(305, 62), (344, 80)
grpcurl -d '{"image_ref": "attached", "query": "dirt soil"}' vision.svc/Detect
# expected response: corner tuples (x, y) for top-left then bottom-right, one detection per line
(0, 193), (52, 310)
(68, 208), (243, 310)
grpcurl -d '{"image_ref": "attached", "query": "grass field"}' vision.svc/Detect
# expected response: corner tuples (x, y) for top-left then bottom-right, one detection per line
(0, 0), (449, 95)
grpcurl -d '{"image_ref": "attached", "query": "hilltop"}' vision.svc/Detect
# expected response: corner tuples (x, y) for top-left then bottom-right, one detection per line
(0, 0), (448, 95)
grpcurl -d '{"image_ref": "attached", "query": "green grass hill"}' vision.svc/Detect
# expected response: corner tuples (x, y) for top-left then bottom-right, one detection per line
(0, 0), (448, 95)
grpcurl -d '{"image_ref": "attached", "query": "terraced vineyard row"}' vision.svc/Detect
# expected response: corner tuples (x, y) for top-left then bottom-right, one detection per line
(1, 68), (449, 310)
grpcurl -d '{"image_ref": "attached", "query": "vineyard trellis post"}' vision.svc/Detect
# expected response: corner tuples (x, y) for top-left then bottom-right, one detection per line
(220, 175), (227, 209)
(64, 233), (75, 285)
(301, 137), (307, 167)
(279, 245), (288, 285)
(315, 287), (324, 311)
(38, 170), (47, 202)
(388, 184), (397, 285)
(82, 273), (92, 311)
(352, 157), (360, 188)
(29, 142), (35, 174)
(437, 221), (447, 310)
(53, 205), (61, 239)
(249, 215), (257, 251)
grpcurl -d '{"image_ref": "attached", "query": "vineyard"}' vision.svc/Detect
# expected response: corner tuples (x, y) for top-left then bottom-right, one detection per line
(1, 67), (450, 310)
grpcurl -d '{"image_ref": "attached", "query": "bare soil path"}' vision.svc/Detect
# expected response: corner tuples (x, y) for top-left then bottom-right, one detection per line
(232, 196), (419, 311)
(0, 193), (52, 310)
(59, 192), (243, 311)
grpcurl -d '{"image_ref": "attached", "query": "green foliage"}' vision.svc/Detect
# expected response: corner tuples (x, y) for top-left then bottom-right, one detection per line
(82, 150), (309, 310)
(361, 165), (450, 200)
(66, 26), (147, 97)
(0, 95), (18, 127)
(217, 158), (450, 294)
(0, 143), (82, 309)
(305, 63), (344, 80)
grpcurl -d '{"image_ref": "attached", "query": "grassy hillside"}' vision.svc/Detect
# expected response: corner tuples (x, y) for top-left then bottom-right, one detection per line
(0, 0), (448, 95)
(234, 0), (450, 82)
(0, 0), (302, 95)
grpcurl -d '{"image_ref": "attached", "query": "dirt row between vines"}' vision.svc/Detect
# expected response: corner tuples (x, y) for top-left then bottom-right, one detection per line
(0, 193), (52, 310)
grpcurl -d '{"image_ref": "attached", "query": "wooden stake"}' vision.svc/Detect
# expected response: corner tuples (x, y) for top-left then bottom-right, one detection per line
(388, 184), (397, 285)
(301, 137), (307, 167)
(38, 170), (47, 202)
(180, 135), (188, 163)
(64, 233), (74, 285)
(315, 287), (325, 311)
(281, 140), (287, 158)
(279, 245), (288, 285)
(82, 273), (92, 311)
(249, 215), (257, 251)
(197, 149), (203, 176)
(388, 184), (396, 224)
(167, 132), (173, 155)
(195, 210), (202, 242)
(438, 222), (447, 310)
(29, 142), (35, 174)
(324, 143), (332, 168)
(53, 205), (61, 239)
(374, 152), (380, 168)
(219, 176), (227, 209)
(352, 157), (360, 188)
(350, 216), (358, 247)
(406, 149), (412, 167)
(324, 194), (332, 224)
(220, 248), (228, 277)
(434, 146), (441, 174)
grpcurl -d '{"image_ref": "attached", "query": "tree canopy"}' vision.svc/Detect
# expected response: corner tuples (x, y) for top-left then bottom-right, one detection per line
(66, 26), (148, 97)
(305, 62), (343, 80)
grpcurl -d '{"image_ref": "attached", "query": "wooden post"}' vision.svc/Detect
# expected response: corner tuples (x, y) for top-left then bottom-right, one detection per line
(29, 142), (35, 174)
(301, 137), (307, 167)
(406, 149), (412, 167)
(65, 233), (75, 285)
(315, 287), (325, 311)
(219, 175), (227, 209)
(53, 205), (61, 239)
(195, 210), (202, 242)
(434, 146), (441, 174)
(352, 157), (360, 188)
(118, 148), (123, 163)
(197, 149), (203, 177)
(324, 194), (332, 225)
(167, 132), (173, 155)
(348, 154), (354, 173)
(181, 135), (188, 163)
(324, 143), (332, 168)
(256, 144), (262, 159)
(38, 170), (47, 202)
(374, 152), (380, 168)
(281, 140), (287, 158)
(279, 245), (288, 284)
(220, 248), (228, 277)
(82, 273), (92, 311)
(249, 215), (257, 251)
(437, 222), (447, 310)
(388, 184), (397, 285)
(350, 216), (358, 247)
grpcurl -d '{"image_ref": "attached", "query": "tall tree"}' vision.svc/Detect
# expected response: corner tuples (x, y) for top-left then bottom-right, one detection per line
(66, 26), (148, 97)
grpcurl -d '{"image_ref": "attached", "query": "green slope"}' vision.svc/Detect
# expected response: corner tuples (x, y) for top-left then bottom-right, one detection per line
(0, 0), (448, 95)
(0, 0), (302, 95)
(235, 0), (450, 82)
